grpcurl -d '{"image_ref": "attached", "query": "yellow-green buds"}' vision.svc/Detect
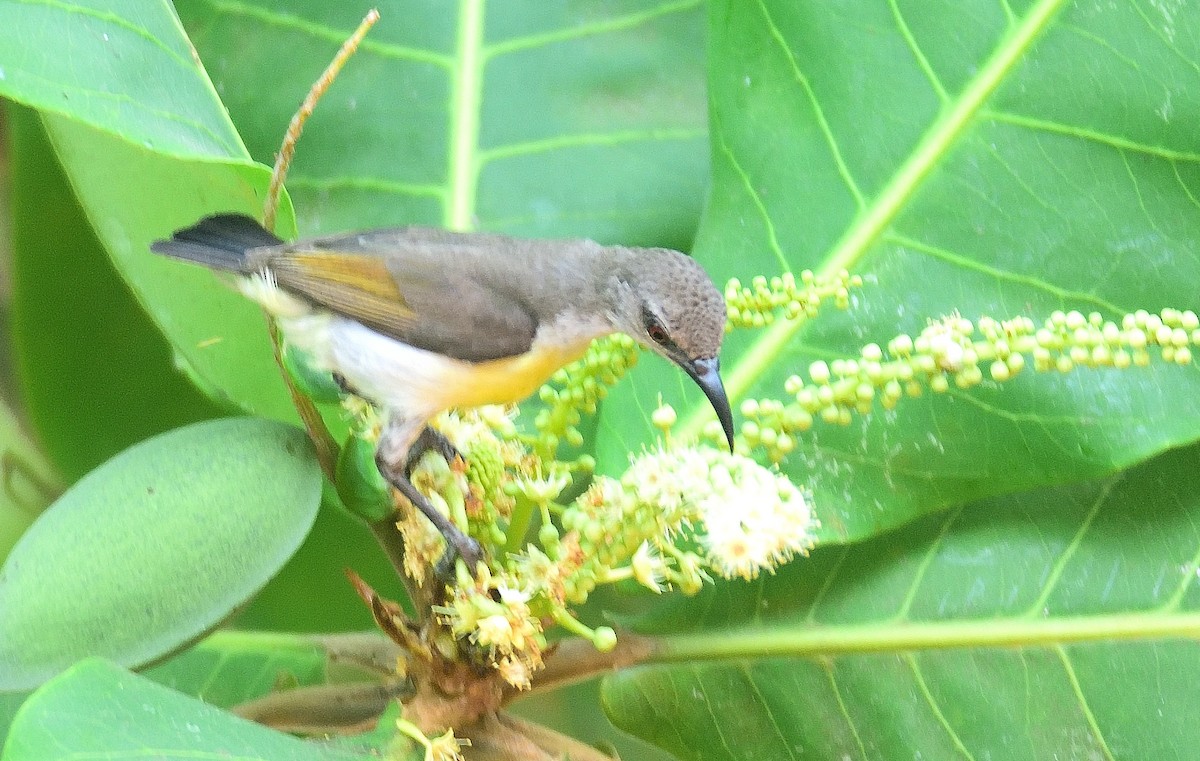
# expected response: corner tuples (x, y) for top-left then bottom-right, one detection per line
(725, 270), (863, 329)
(738, 307), (1200, 461)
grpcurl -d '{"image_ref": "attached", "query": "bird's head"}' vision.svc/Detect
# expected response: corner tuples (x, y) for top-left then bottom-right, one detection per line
(605, 248), (734, 451)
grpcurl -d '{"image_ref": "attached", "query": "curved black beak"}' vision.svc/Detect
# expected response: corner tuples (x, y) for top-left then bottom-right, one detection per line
(684, 356), (735, 452)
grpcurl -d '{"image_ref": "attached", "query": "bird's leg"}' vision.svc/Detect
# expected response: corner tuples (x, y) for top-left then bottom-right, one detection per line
(404, 426), (463, 477)
(376, 415), (483, 577)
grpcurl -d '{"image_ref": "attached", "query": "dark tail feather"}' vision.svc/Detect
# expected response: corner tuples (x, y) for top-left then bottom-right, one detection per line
(151, 213), (283, 272)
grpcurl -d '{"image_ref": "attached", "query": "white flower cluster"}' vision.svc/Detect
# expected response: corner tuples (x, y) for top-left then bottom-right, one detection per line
(622, 447), (818, 582)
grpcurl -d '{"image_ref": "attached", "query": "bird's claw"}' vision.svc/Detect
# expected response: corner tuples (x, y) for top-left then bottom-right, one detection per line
(435, 532), (485, 585)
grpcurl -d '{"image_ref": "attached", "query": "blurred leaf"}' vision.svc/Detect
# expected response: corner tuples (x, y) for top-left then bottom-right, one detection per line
(604, 442), (1200, 759)
(0, 393), (59, 562)
(0, 691), (28, 752)
(601, 0), (1200, 542)
(1, 659), (372, 761)
(233, 487), (405, 632)
(0, 418), (321, 691)
(6, 104), (226, 481)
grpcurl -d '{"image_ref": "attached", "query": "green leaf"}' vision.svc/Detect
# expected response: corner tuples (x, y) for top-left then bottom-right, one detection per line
(0, 0), (300, 423)
(0, 418), (321, 691)
(601, 0), (1200, 543)
(7, 104), (227, 480)
(3, 630), (331, 748)
(1, 659), (368, 761)
(0, 0), (244, 160)
(603, 442), (1200, 759)
(176, 0), (709, 242)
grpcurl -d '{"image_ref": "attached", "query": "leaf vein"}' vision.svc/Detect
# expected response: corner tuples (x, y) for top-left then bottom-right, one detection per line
(906, 653), (976, 760)
(1025, 478), (1120, 615)
(753, 0), (865, 208)
(446, 0), (485, 230)
(822, 659), (868, 759)
(885, 232), (1127, 313)
(284, 175), (446, 200)
(742, 664), (798, 761)
(13, 0), (199, 75)
(479, 127), (705, 166)
(986, 110), (1200, 163)
(484, 0), (702, 59)
(887, 0), (948, 102)
(893, 506), (965, 622)
(192, 0), (452, 68)
(1055, 646), (1116, 761)
(713, 114), (789, 272)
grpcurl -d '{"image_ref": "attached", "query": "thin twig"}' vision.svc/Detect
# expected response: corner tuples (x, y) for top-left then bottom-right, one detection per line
(258, 8), (381, 480)
(233, 680), (407, 734)
(263, 8), (380, 231)
(503, 632), (661, 705)
(266, 319), (339, 480)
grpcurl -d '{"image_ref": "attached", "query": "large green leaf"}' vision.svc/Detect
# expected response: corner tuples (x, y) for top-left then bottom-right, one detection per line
(7, 104), (226, 481)
(2, 659), (371, 761)
(0, 0), (299, 424)
(601, 0), (1200, 541)
(0, 418), (321, 691)
(176, 0), (708, 243)
(603, 441), (1200, 759)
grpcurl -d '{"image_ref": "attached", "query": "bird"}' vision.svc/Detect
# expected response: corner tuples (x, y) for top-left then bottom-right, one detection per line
(152, 213), (734, 572)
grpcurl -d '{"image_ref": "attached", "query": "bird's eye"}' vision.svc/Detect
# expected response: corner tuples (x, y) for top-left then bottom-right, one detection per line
(642, 306), (675, 348)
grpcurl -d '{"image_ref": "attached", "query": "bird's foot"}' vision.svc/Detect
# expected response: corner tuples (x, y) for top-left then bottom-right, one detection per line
(379, 455), (484, 583)
(405, 426), (463, 477)
(434, 530), (485, 584)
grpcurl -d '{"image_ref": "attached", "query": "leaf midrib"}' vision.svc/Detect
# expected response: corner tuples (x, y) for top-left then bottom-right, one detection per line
(653, 611), (1200, 663)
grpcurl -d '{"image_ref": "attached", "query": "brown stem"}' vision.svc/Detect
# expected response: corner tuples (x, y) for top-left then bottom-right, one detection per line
(308, 631), (403, 675)
(257, 11), (380, 480)
(463, 712), (617, 761)
(504, 631), (661, 705)
(233, 680), (406, 735)
(266, 318), (340, 480)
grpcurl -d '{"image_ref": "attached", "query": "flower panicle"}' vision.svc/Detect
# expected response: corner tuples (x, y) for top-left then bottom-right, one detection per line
(733, 307), (1200, 461)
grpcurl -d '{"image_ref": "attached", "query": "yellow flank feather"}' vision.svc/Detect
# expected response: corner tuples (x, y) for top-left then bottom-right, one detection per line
(434, 340), (592, 410)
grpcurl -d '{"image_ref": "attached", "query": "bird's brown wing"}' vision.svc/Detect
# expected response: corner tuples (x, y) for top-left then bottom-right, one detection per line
(269, 252), (416, 339)
(266, 232), (539, 362)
